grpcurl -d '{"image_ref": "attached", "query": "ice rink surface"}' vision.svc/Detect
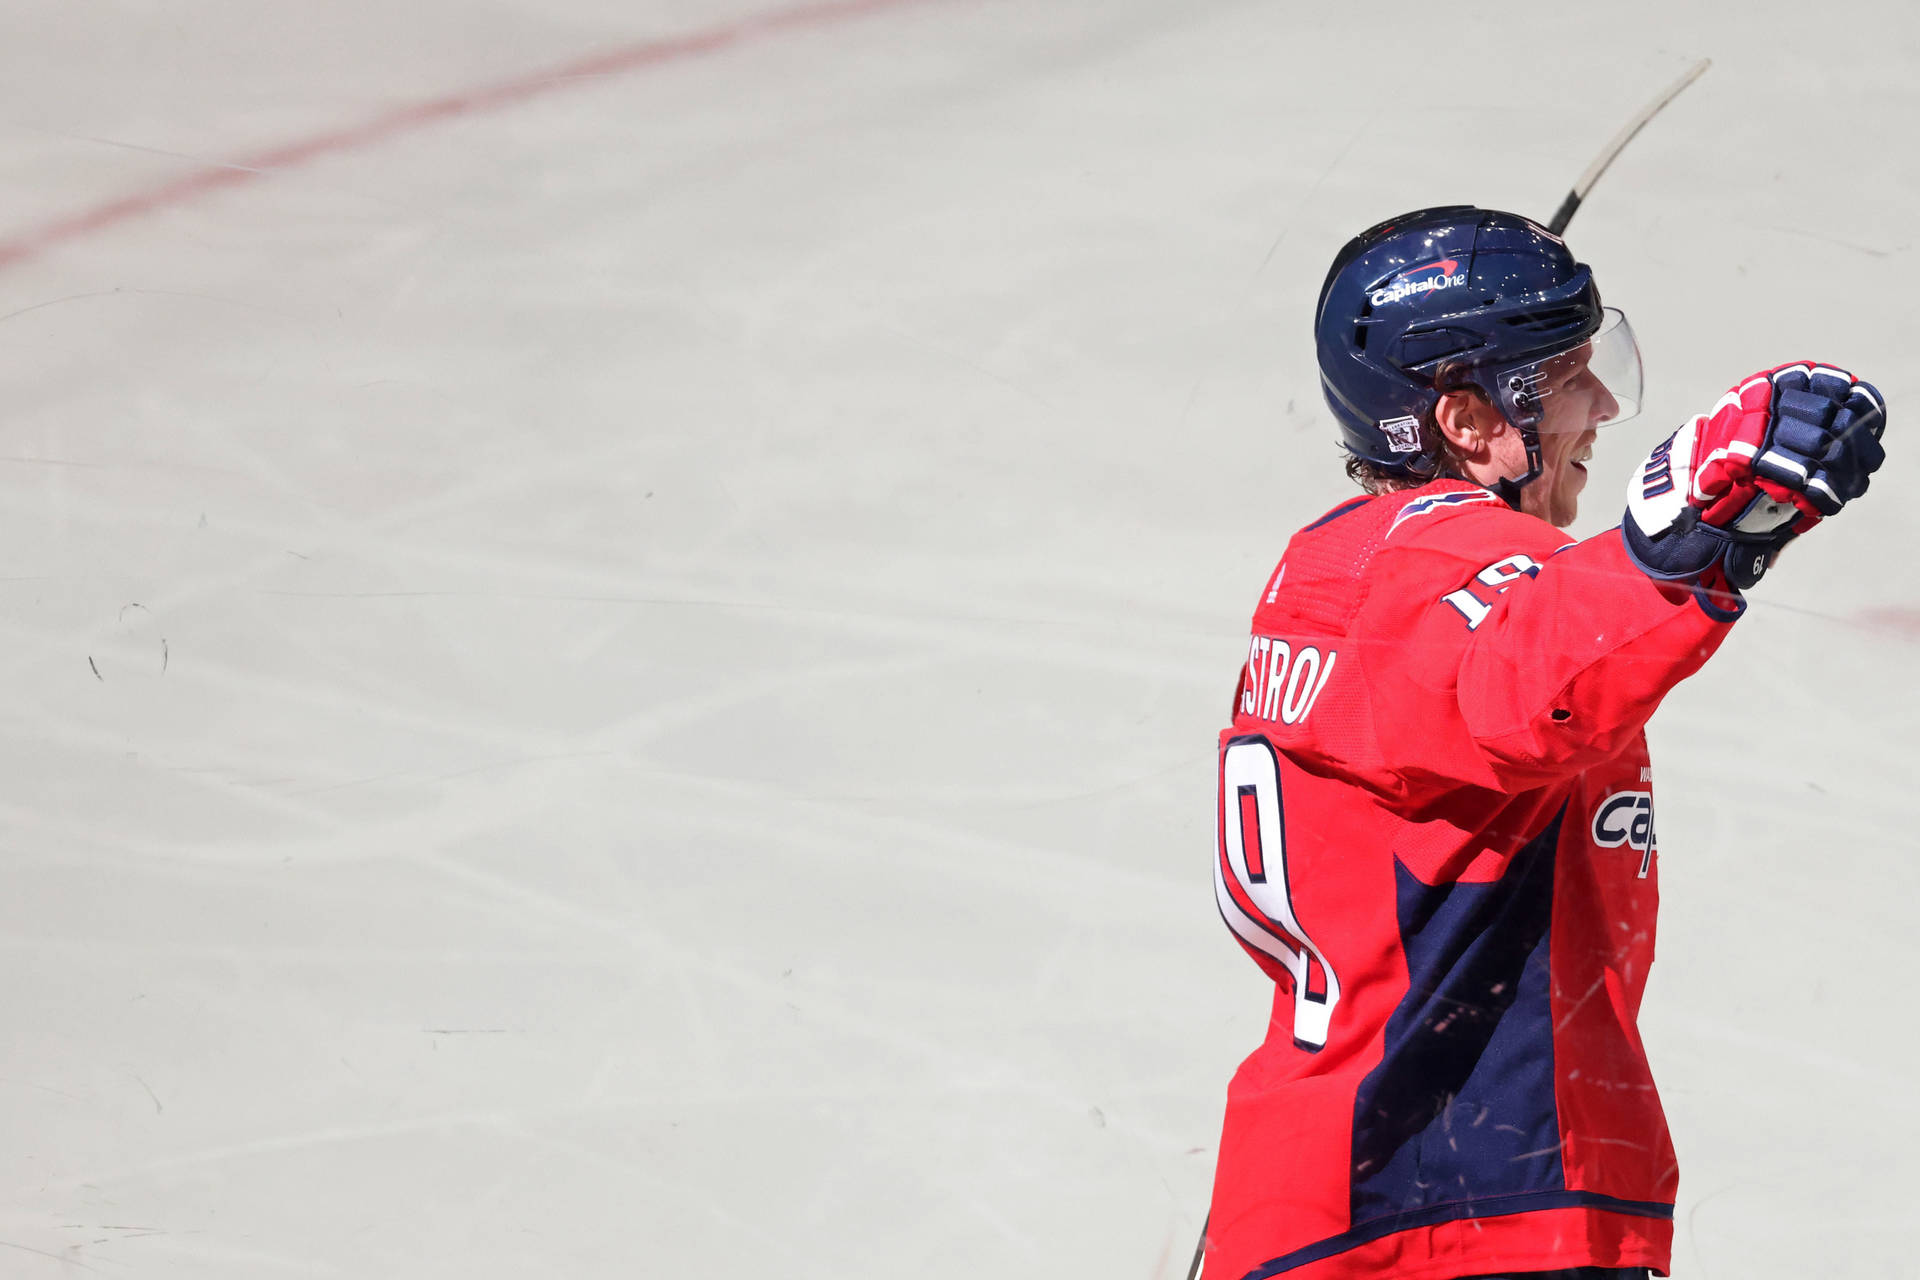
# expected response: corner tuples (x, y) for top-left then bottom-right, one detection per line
(2, 1), (1916, 1276)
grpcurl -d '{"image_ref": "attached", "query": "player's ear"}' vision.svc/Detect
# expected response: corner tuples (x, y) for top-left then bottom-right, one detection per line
(1433, 389), (1504, 462)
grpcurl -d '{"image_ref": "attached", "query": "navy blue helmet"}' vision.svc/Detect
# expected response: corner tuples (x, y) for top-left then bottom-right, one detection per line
(1314, 205), (1641, 493)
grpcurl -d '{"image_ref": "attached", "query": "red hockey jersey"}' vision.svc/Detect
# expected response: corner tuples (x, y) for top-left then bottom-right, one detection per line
(1206, 480), (1739, 1280)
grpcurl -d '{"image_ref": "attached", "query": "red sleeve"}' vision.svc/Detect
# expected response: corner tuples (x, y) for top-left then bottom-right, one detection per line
(1350, 506), (1736, 796)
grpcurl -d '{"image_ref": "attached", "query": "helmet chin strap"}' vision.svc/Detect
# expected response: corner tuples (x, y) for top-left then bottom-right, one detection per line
(1488, 378), (1546, 511)
(1490, 427), (1543, 510)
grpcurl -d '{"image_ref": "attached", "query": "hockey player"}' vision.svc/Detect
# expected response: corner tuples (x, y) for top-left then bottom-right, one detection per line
(1205, 206), (1886, 1280)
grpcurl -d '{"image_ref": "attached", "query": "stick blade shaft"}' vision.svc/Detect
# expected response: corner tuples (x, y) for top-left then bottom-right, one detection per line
(1550, 57), (1711, 234)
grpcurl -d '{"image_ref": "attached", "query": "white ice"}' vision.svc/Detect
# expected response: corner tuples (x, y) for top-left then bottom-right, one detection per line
(1, 1), (1916, 1276)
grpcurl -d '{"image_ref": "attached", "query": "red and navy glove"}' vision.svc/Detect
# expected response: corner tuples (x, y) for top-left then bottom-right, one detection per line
(1623, 362), (1886, 591)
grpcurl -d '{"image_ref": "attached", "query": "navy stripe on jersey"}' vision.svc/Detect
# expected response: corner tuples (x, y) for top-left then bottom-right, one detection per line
(1350, 807), (1567, 1220)
(1384, 486), (1502, 538)
(1238, 1188), (1672, 1280)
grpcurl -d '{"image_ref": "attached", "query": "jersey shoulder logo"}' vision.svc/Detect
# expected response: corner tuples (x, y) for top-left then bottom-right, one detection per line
(1386, 488), (1503, 539)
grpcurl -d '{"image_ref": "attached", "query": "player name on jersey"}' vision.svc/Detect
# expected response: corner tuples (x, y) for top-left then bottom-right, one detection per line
(1239, 636), (1338, 726)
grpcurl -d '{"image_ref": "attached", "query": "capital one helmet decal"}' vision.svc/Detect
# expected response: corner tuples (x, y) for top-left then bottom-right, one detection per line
(1368, 258), (1468, 307)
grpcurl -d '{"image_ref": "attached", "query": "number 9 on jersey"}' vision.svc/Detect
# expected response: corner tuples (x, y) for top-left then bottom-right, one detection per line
(1215, 736), (1342, 1051)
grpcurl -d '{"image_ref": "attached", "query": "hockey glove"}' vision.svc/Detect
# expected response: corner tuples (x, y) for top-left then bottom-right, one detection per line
(1623, 362), (1886, 591)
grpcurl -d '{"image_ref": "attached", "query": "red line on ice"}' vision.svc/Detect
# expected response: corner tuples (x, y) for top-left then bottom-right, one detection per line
(0, 0), (922, 271)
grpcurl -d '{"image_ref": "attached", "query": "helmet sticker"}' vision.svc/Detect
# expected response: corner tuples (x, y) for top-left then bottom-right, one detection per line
(1378, 416), (1422, 453)
(1369, 259), (1466, 307)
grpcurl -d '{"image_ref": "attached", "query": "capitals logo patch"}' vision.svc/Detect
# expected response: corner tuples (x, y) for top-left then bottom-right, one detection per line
(1378, 415), (1422, 454)
(1592, 788), (1656, 878)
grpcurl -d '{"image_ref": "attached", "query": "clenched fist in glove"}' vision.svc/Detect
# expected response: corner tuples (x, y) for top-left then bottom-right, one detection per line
(1623, 362), (1886, 592)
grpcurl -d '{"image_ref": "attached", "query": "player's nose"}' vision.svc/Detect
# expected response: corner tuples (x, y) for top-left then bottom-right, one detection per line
(1593, 379), (1621, 426)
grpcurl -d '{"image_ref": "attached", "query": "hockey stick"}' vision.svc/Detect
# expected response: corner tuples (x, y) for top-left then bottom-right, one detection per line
(1185, 1213), (1208, 1280)
(1547, 57), (1711, 234)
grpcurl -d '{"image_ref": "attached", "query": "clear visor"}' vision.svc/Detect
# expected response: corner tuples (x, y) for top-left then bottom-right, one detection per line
(1491, 307), (1643, 433)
